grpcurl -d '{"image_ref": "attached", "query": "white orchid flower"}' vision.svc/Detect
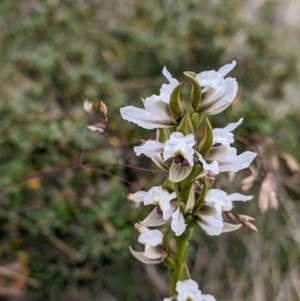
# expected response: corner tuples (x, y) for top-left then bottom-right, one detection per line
(199, 144), (256, 174)
(129, 186), (176, 220)
(163, 132), (196, 166)
(207, 145), (257, 173)
(212, 118), (243, 145)
(196, 60), (238, 115)
(205, 189), (253, 212)
(195, 189), (252, 236)
(120, 67), (179, 129)
(195, 205), (223, 236)
(134, 132), (195, 166)
(134, 132), (196, 182)
(136, 224), (163, 247)
(128, 186), (187, 236)
(198, 118), (256, 174)
(129, 224), (167, 264)
(165, 279), (217, 301)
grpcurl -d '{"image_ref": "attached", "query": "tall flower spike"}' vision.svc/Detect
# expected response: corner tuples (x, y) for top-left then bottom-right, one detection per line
(195, 60), (238, 115)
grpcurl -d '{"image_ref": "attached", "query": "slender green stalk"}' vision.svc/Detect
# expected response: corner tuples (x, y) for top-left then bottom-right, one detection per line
(170, 229), (193, 295)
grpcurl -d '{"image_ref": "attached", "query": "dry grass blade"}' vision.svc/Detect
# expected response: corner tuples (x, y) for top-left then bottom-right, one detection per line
(281, 152), (299, 173)
(259, 172), (279, 213)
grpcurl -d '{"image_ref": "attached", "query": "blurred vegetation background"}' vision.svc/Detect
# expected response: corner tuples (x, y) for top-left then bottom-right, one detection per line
(0, 0), (300, 300)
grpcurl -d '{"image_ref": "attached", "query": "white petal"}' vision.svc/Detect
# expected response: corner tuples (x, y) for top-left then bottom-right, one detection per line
(143, 186), (176, 210)
(134, 140), (164, 157)
(128, 191), (148, 203)
(196, 214), (223, 236)
(200, 78), (238, 115)
(205, 189), (233, 211)
(209, 145), (257, 172)
(144, 245), (165, 259)
(198, 153), (219, 174)
(202, 294), (217, 301)
(196, 70), (224, 90)
(120, 106), (174, 129)
(176, 279), (202, 300)
(218, 150), (257, 172)
(222, 222), (242, 233)
(223, 117), (243, 132)
(228, 193), (253, 202)
(195, 206), (223, 236)
(162, 201), (177, 220)
(171, 207), (186, 236)
(218, 60), (237, 77)
(138, 228), (163, 246)
(129, 247), (164, 264)
(159, 67), (180, 103)
(163, 132), (196, 166)
(140, 207), (167, 227)
(213, 118), (243, 145)
(144, 96), (172, 119)
(151, 154), (169, 170)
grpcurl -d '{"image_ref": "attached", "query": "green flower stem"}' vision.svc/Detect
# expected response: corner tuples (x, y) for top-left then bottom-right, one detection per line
(170, 228), (193, 296)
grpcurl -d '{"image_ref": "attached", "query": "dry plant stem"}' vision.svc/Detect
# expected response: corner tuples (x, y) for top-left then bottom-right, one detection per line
(79, 116), (89, 165)
(170, 228), (193, 296)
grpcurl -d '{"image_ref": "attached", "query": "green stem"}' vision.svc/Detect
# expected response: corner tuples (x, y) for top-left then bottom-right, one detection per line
(170, 229), (193, 296)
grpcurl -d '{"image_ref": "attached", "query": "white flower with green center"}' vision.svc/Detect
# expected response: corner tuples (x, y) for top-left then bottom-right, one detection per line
(120, 67), (179, 129)
(196, 60), (238, 115)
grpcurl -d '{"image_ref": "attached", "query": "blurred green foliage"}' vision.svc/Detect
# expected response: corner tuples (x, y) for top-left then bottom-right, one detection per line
(0, 0), (300, 300)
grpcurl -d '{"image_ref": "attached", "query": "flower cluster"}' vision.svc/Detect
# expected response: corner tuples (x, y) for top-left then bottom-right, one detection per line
(120, 62), (257, 300)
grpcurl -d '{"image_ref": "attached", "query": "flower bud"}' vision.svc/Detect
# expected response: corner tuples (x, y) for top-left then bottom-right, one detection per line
(197, 118), (213, 157)
(183, 71), (202, 109)
(169, 82), (185, 122)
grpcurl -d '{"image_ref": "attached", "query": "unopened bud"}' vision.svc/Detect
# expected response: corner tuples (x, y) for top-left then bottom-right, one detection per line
(100, 101), (108, 123)
(243, 221), (258, 232)
(83, 100), (93, 114)
(87, 123), (107, 134)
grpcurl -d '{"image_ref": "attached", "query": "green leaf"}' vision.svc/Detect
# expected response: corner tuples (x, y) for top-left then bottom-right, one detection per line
(184, 71), (202, 109)
(169, 82), (185, 121)
(197, 118), (213, 157)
